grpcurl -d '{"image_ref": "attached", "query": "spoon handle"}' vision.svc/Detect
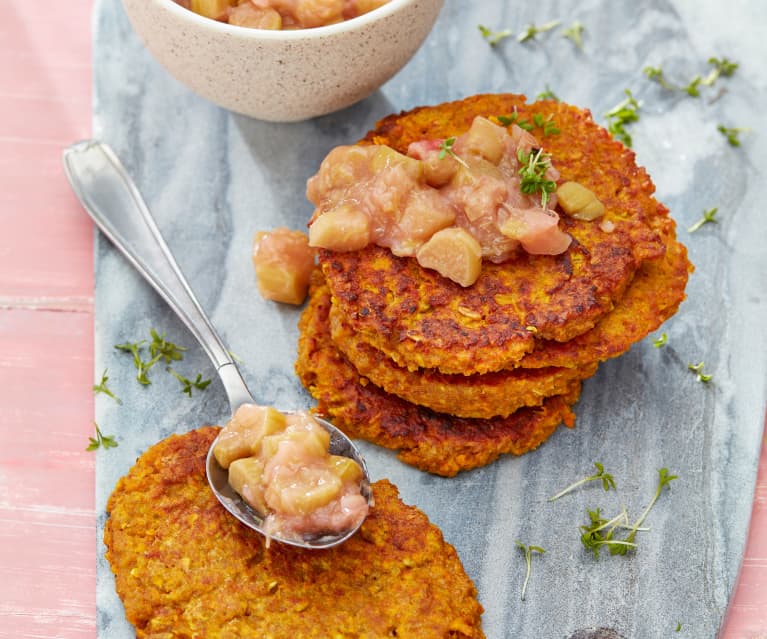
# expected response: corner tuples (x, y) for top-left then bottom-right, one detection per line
(63, 139), (253, 410)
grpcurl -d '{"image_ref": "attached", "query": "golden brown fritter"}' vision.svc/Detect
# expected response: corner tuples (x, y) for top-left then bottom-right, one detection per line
(325, 276), (597, 418)
(104, 427), (485, 638)
(519, 214), (692, 368)
(295, 275), (581, 476)
(319, 94), (667, 375)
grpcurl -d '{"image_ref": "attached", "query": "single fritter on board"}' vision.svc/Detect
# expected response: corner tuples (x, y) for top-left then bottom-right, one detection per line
(329, 209), (691, 375)
(104, 427), (485, 638)
(296, 273), (581, 477)
(318, 94), (669, 376)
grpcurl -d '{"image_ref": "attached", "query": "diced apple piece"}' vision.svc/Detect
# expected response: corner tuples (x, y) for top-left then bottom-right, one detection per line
(369, 145), (423, 182)
(253, 228), (315, 305)
(557, 181), (605, 221)
(190, 0), (232, 20)
(295, 0), (344, 28)
(454, 117), (509, 165)
(266, 466), (343, 516)
(228, 457), (268, 514)
(416, 227), (482, 287)
(308, 204), (371, 251)
(500, 208), (572, 255)
(261, 421), (331, 461)
(228, 4), (282, 29)
(328, 455), (363, 484)
(213, 404), (287, 469)
(391, 189), (456, 255)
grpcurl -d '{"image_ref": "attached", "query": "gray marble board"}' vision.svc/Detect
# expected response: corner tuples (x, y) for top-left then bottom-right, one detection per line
(92, 1), (767, 637)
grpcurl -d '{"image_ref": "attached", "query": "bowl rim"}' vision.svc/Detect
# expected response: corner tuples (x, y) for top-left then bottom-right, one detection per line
(149, 0), (430, 39)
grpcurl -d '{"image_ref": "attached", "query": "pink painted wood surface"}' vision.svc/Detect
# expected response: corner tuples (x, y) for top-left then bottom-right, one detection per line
(0, 1), (764, 637)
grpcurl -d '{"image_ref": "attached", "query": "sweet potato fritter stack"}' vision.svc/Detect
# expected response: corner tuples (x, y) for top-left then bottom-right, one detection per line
(296, 94), (692, 477)
(105, 427), (485, 639)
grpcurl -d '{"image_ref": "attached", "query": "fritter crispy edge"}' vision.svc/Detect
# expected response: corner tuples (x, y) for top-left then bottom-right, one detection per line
(296, 275), (581, 477)
(326, 275), (598, 418)
(104, 427), (485, 639)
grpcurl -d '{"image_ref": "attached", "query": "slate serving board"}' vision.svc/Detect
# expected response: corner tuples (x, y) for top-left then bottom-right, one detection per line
(93, 1), (767, 637)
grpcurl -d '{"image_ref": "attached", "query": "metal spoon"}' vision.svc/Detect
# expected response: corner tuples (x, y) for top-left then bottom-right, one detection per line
(63, 139), (372, 549)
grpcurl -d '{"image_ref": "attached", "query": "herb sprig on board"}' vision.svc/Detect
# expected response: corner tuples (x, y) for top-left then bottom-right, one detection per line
(87, 422), (118, 451)
(548, 462), (616, 502)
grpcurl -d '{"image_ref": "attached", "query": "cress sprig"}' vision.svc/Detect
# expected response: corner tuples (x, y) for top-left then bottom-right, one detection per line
(548, 462), (616, 502)
(517, 148), (557, 208)
(437, 137), (469, 168)
(515, 542), (545, 600)
(92, 369), (122, 404)
(86, 422), (118, 451)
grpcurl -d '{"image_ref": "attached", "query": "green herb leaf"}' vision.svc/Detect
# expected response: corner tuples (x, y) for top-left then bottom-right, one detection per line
(92, 369), (122, 404)
(517, 20), (561, 42)
(549, 462), (616, 501)
(478, 24), (513, 46)
(688, 207), (719, 233)
(605, 89), (640, 147)
(688, 362), (713, 383)
(535, 86), (560, 102)
(149, 328), (187, 364)
(561, 20), (585, 49)
(515, 541), (545, 600)
(683, 74), (702, 97)
(517, 148), (557, 208)
(702, 57), (738, 86)
(676, 621), (682, 632)
(86, 422), (118, 451)
(615, 468), (678, 554)
(643, 66), (676, 91)
(437, 137), (469, 168)
(115, 340), (160, 385)
(167, 367), (212, 397)
(579, 507), (637, 559)
(652, 332), (668, 348)
(717, 124), (749, 147)
(495, 110), (520, 127)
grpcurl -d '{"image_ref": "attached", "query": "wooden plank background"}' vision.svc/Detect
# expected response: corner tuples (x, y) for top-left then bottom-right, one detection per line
(0, 1), (764, 637)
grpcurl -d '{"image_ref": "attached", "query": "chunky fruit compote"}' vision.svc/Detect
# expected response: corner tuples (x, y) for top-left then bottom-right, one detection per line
(213, 404), (369, 541)
(178, 0), (390, 29)
(305, 115), (603, 287)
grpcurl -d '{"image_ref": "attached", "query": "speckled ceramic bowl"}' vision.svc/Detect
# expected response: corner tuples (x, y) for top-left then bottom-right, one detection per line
(121, 0), (444, 122)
